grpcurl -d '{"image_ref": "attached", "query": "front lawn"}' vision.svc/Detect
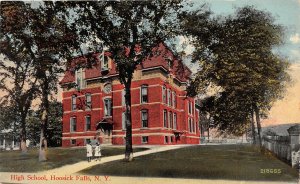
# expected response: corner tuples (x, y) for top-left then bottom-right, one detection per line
(79, 144), (299, 182)
(0, 146), (147, 172)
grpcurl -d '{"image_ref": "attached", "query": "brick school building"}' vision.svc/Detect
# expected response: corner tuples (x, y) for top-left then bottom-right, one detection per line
(60, 43), (200, 147)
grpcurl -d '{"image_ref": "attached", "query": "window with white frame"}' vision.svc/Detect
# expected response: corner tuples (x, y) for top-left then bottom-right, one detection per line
(141, 109), (148, 128)
(169, 111), (173, 129)
(141, 136), (148, 144)
(85, 116), (91, 131)
(173, 113), (177, 130)
(70, 117), (76, 132)
(172, 91), (176, 108)
(163, 110), (168, 128)
(122, 112), (126, 130)
(188, 101), (192, 114)
(188, 118), (192, 132)
(71, 95), (76, 111)
(101, 55), (109, 71)
(141, 85), (148, 103)
(75, 68), (85, 89)
(71, 139), (76, 145)
(85, 93), (91, 110)
(167, 89), (171, 106)
(104, 98), (112, 116)
(162, 86), (167, 104)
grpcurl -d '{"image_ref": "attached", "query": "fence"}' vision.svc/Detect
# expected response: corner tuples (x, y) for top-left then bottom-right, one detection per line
(262, 135), (291, 163)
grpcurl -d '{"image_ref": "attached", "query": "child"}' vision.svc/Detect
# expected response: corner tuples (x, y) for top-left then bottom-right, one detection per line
(94, 142), (101, 161)
(86, 141), (93, 162)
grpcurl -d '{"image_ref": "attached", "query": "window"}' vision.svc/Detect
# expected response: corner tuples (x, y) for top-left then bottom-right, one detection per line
(85, 116), (91, 131)
(163, 110), (168, 128)
(101, 55), (109, 71)
(142, 136), (148, 144)
(170, 136), (174, 143)
(71, 139), (76, 145)
(122, 112), (126, 130)
(189, 118), (192, 132)
(165, 136), (169, 144)
(169, 112), (173, 129)
(173, 113), (177, 130)
(85, 93), (91, 110)
(75, 68), (85, 89)
(70, 117), (76, 132)
(172, 92), (176, 108)
(141, 85), (148, 103)
(162, 86), (167, 104)
(141, 110), (148, 128)
(167, 89), (171, 106)
(71, 95), (76, 111)
(188, 101), (192, 114)
(104, 98), (112, 116)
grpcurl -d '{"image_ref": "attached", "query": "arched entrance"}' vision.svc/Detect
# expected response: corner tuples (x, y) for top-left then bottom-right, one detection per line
(96, 118), (113, 145)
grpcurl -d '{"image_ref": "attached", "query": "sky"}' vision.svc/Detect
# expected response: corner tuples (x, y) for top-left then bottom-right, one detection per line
(1, 0), (299, 127)
(189, 0), (300, 126)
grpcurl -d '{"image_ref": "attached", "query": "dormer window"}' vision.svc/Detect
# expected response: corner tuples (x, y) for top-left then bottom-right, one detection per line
(75, 68), (85, 90)
(101, 54), (109, 71)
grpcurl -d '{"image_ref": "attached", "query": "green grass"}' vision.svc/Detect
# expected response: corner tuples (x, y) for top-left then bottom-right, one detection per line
(79, 145), (299, 182)
(0, 146), (148, 172)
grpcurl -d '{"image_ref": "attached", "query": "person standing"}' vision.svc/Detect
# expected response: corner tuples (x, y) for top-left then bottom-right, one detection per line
(94, 142), (101, 161)
(86, 141), (93, 162)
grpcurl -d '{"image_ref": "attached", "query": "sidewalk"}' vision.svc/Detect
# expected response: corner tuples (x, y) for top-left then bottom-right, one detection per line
(38, 144), (190, 175)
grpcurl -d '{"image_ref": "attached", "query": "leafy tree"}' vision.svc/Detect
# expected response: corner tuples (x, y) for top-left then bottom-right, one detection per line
(1, 1), (78, 160)
(27, 101), (62, 147)
(58, 0), (202, 161)
(0, 2), (39, 152)
(185, 6), (290, 145)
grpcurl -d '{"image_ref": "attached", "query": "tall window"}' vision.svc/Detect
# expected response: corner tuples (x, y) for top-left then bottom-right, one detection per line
(122, 112), (126, 130)
(172, 92), (176, 108)
(141, 110), (148, 128)
(104, 98), (112, 116)
(101, 55), (109, 71)
(75, 68), (85, 89)
(169, 112), (173, 129)
(70, 117), (76, 132)
(141, 85), (148, 103)
(163, 110), (168, 128)
(167, 89), (171, 106)
(85, 93), (91, 110)
(189, 118), (192, 132)
(71, 95), (76, 111)
(173, 113), (177, 130)
(85, 116), (91, 131)
(188, 101), (192, 114)
(162, 86), (167, 104)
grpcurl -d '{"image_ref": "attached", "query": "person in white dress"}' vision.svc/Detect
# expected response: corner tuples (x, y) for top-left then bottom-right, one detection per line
(94, 142), (101, 161)
(86, 142), (93, 162)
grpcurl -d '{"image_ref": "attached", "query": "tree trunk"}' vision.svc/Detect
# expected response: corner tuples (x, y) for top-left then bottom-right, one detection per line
(254, 105), (262, 148)
(20, 117), (28, 153)
(39, 81), (49, 162)
(124, 82), (133, 161)
(250, 109), (256, 145)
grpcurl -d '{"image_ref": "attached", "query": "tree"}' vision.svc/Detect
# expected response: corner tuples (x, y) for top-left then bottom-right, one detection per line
(27, 101), (62, 147)
(58, 0), (199, 161)
(0, 2), (39, 152)
(1, 1), (78, 160)
(185, 6), (290, 144)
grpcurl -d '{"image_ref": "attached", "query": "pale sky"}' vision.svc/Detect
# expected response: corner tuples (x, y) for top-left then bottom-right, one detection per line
(189, 0), (300, 126)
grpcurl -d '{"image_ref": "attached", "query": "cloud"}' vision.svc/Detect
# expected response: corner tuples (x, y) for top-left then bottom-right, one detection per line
(291, 49), (300, 59)
(290, 33), (300, 44)
(177, 36), (194, 55)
